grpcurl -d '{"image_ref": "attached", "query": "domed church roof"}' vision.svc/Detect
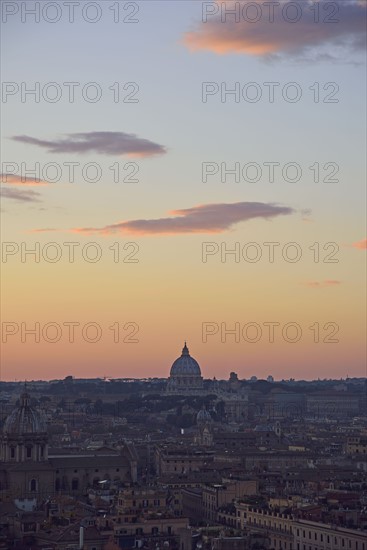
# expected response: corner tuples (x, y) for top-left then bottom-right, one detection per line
(197, 407), (212, 424)
(3, 390), (47, 435)
(170, 343), (202, 376)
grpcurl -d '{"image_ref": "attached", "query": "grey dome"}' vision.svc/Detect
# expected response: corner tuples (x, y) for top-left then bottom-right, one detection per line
(197, 408), (212, 424)
(170, 343), (201, 376)
(3, 391), (47, 435)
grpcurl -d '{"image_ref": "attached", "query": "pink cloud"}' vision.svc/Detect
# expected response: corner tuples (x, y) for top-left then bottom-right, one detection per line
(28, 228), (58, 233)
(183, 1), (366, 60)
(352, 238), (367, 250)
(301, 280), (341, 288)
(70, 201), (295, 236)
(1, 173), (48, 186)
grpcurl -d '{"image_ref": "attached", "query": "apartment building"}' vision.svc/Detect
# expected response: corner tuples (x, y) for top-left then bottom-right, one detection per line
(293, 519), (366, 550)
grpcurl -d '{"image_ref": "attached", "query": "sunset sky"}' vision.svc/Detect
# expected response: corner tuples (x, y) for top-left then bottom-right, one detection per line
(1, 0), (366, 381)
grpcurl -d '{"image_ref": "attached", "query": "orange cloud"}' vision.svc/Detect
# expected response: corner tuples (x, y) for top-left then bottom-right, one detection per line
(183, 1), (366, 59)
(28, 228), (58, 233)
(70, 201), (296, 236)
(301, 280), (341, 288)
(352, 238), (367, 250)
(1, 173), (48, 186)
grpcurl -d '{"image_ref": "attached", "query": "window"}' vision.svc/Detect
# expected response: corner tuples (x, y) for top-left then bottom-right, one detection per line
(26, 446), (32, 458)
(72, 479), (79, 491)
(30, 479), (37, 492)
(10, 447), (15, 459)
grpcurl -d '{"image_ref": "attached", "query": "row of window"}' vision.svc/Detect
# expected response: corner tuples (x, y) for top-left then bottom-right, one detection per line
(120, 499), (162, 507)
(270, 541), (292, 549)
(247, 519), (366, 550)
(0, 479), (39, 492)
(295, 533), (366, 549)
(9, 445), (45, 458)
(118, 527), (174, 536)
(248, 516), (292, 533)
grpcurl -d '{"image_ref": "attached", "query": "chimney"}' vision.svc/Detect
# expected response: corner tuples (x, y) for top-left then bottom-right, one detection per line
(79, 526), (84, 549)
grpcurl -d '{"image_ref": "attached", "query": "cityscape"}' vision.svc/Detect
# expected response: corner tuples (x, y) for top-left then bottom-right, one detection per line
(0, 343), (366, 549)
(1, 0), (366, 549)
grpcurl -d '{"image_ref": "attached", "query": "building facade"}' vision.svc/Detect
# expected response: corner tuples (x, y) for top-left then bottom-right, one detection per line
(0, 390), (137, 504)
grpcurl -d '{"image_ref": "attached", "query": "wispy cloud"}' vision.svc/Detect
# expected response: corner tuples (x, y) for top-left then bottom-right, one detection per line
(0, 187), (42, 203)
(301, 280), (341, 288)
(352, 238), (367, 250)
(70, 201), (296, 236)
(12, 131), (167, 158)
(0, 173), (48, 186)
(28, 228), (58, 233)
(183, 0), (366, 61)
